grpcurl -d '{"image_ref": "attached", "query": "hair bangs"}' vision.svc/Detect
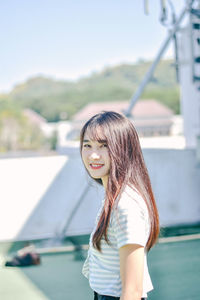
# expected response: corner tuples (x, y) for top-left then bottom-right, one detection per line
(84, 123), (107, 144)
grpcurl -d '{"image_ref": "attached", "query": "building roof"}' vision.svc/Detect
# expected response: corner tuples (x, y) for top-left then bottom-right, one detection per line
(23, 109), (47, 125)
(73, 100), (174, 121)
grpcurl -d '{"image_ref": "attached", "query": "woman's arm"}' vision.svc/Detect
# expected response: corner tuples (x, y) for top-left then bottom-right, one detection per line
(119, 244), (144, 300)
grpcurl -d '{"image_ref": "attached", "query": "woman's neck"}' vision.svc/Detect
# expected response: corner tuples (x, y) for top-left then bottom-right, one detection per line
(102, 175), (108, 190)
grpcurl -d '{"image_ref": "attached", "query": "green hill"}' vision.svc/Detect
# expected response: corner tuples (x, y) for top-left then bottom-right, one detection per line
(6, 59), (179, 122)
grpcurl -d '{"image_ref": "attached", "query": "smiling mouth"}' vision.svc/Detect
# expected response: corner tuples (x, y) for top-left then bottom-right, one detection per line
(90, 163), (104, 170)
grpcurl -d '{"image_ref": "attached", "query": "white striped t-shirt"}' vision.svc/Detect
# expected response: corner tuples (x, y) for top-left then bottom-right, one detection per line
(82, 184), (153, 298)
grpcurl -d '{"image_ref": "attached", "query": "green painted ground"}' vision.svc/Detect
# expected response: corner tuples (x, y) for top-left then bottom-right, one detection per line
(0, 229), (200, 300)
(148, 239), (200, 300)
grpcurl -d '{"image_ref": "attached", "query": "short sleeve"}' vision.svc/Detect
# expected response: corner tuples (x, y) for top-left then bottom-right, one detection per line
(112, 193), (150, 249)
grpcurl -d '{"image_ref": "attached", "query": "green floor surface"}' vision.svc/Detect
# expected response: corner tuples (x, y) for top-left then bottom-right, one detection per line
(0, 238), (200, 300)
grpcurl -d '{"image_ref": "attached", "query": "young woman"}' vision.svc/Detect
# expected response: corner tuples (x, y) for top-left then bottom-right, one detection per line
(80, 111), (159, 300)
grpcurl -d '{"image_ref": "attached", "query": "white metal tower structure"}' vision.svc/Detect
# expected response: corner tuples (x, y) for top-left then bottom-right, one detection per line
(178, 2), (200, 148)
(125, 0), (200, 150)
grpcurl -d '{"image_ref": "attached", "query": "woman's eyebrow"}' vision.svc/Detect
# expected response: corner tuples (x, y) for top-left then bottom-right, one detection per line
(83, 139), (107, 143)
(98, 140), (107, 143)
(83, 139), (90, 143)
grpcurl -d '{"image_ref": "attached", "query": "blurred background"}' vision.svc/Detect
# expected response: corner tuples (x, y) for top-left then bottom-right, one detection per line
(0, 0), (200, 299)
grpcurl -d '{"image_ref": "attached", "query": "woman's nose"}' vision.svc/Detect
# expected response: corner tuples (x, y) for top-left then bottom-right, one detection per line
(90, 151), (100, 160)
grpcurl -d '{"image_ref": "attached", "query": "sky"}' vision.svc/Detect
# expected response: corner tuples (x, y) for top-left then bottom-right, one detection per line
(0, 0), (186, 93)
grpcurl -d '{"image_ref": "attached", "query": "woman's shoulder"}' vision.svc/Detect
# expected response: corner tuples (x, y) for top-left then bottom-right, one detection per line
(111, 184), (151, 233)
(117, 184), (148, 213)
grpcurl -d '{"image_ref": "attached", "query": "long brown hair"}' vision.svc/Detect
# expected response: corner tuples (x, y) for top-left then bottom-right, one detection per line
(80, 111), (159, 252)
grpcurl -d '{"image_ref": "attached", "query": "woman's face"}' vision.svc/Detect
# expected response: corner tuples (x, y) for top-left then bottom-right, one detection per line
(81, 129), (110, 186)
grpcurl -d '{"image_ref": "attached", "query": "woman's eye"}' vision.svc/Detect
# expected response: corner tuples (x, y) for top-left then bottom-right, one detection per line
(83, 144), (91, 148)
(101, 144), (107, 148)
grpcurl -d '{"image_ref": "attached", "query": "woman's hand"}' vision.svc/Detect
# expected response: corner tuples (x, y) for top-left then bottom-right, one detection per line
(119, 244), (144, 300)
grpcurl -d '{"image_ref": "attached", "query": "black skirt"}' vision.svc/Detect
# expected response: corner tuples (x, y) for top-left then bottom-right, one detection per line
(94, 291), (146, 300)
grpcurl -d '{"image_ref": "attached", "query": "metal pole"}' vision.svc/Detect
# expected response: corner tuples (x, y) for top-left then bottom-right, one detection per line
(189, 4), (195, 82)
(144, 0), (149, 15)
(169, 0), (180, 82)
(124, 3), (191, 117)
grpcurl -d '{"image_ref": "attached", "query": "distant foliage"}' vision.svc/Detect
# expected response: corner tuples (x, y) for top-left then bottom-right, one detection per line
(0, 98), (46, 152)
(5, 59), (179, 123)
